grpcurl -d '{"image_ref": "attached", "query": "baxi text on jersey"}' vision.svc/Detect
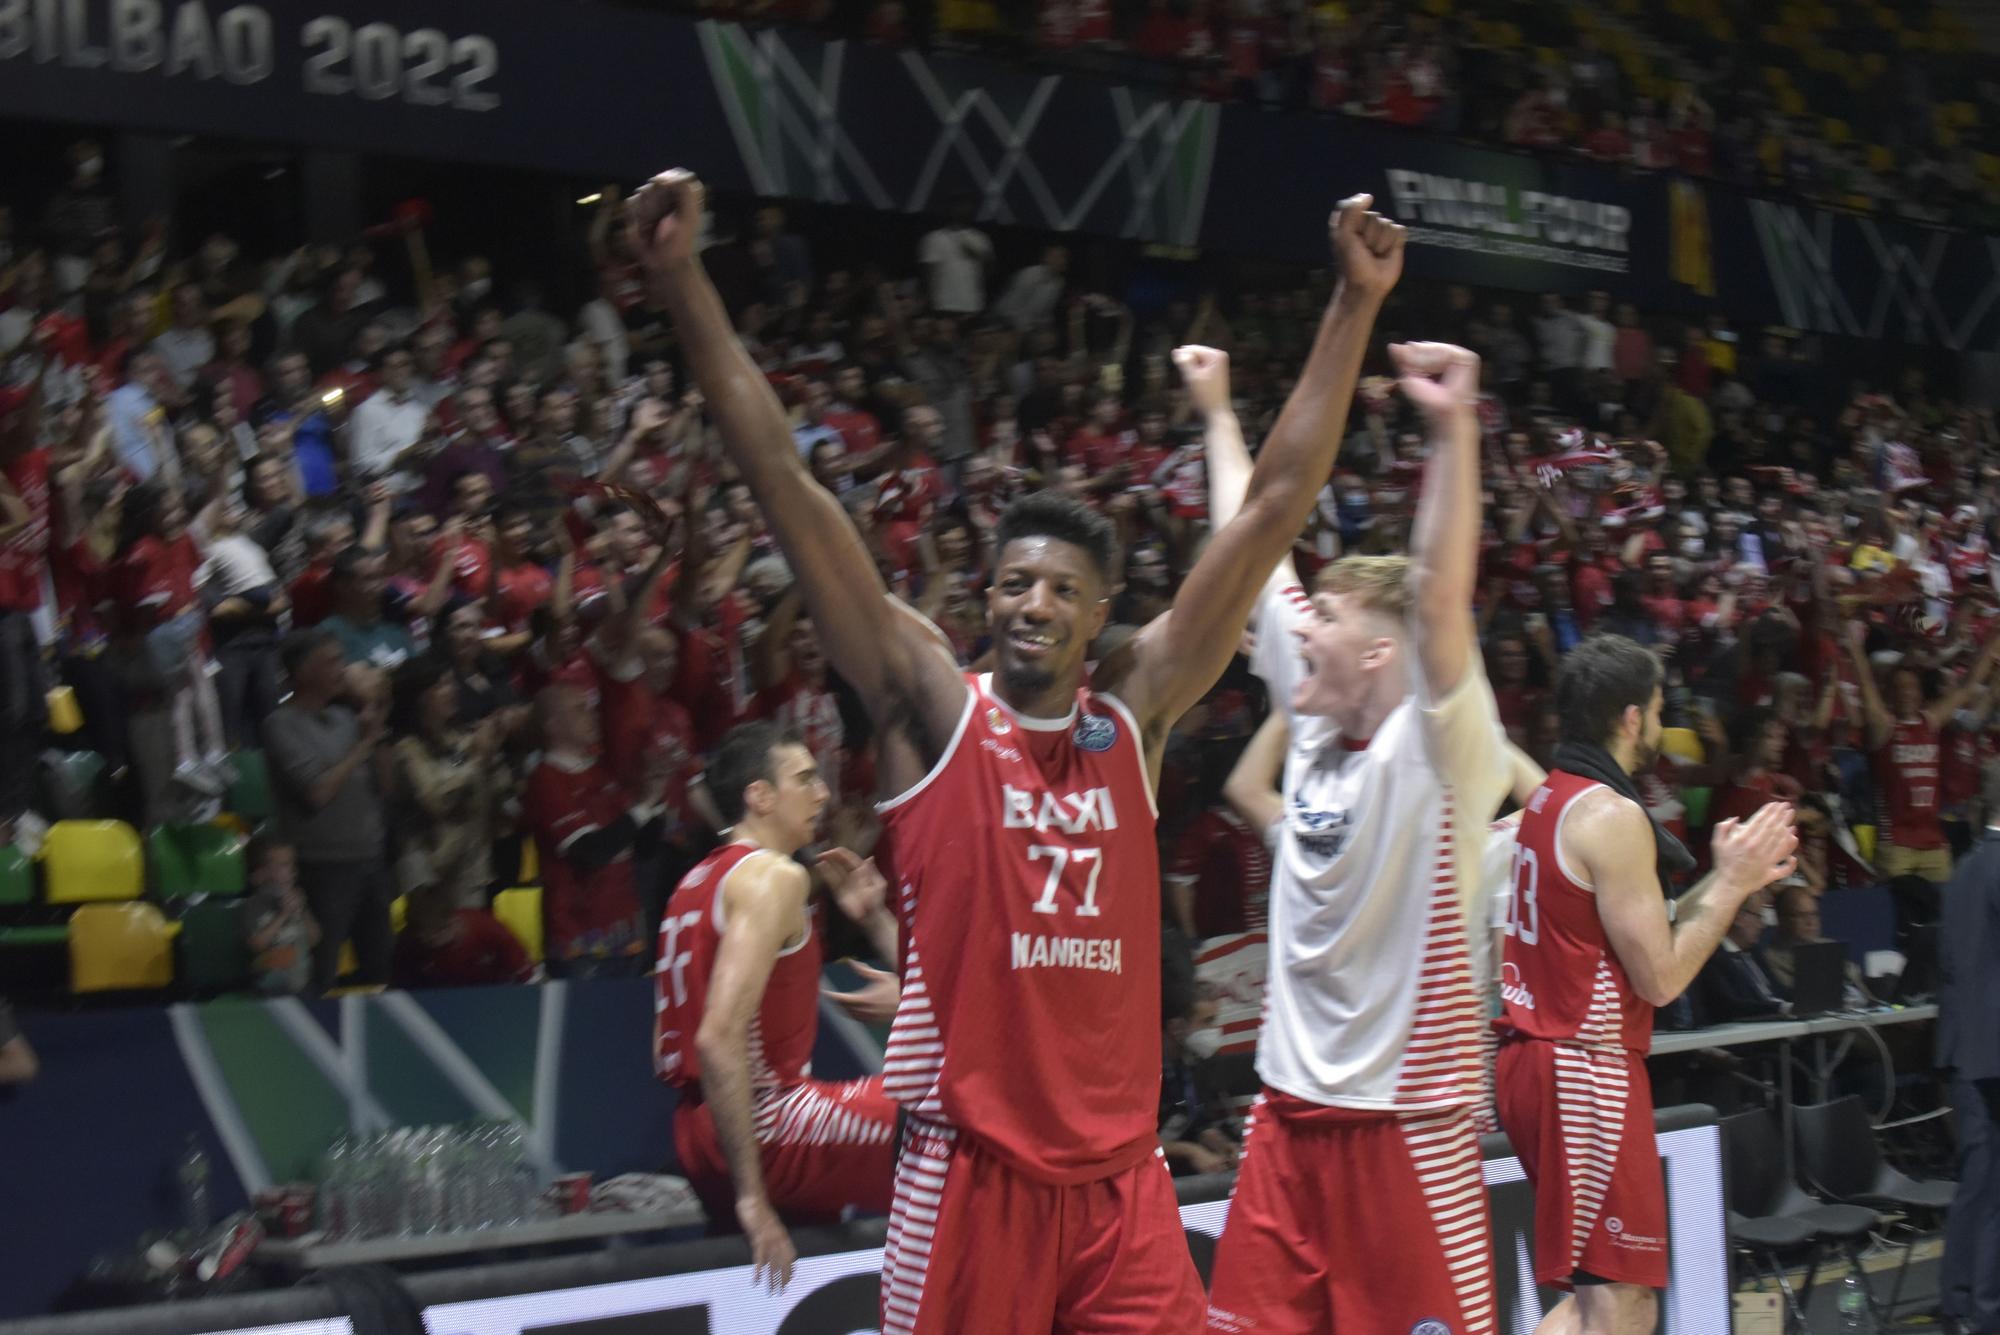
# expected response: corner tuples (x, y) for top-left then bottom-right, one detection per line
(1001, 783), (1121, 834)
(1011, 932), (1123, 974)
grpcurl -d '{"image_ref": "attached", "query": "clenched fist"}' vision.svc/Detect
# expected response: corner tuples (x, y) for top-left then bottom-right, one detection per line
(1330, 193), (1407, 300)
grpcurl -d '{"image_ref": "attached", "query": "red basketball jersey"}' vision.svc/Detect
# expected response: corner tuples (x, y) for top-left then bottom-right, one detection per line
(654, 843), (823, 1090)
(877, 673), (1161, 1185)
(1877, 716), (1945, 850)
(1496, 770), (1653, 1054)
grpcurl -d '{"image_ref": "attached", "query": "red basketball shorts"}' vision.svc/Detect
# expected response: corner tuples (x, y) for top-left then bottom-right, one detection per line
(1204, 1091), (1496, 1335)
(879, 1117), (1206, 1335)
(673, 1076), (897, 1223)
(1494, 1038), (1669, 1290)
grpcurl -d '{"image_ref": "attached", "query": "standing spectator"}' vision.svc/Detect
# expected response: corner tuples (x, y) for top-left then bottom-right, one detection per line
(992, 244), (1069, 333)
(199, 486), (288, 747)
(523, 683), (663, 977)
(347, 346), (426, 479)
(242, 833), (317, 997)
(290, 268), (369, 377)
(1849, 629), (2000, 884)
(391, 656), (504, 907)
(901, 315), (976, 471)
(1576, 290), (1617, 377)
(1535, 292), (1584, 409)
(1612, 302), (1655, 391)
(1938, 761), (2000, 1335)
(1693, 890), (1789, 1022)
(320, 545), (417, 671)
(500, 282), (567, 384)
(264, 629), (394, 992)
(918, 196), (994, 315)
(258, 351), (340, 498)
(153, 283), (214, 390)
(106, 350), (179, 483)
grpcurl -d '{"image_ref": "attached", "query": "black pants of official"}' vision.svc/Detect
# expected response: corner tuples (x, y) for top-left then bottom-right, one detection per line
(299, 857), (393, 993)
(1946, 1077), (2000, 1331)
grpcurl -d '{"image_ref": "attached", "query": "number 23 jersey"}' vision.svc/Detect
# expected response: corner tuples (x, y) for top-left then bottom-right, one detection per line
(876, 672), (1162, 1185)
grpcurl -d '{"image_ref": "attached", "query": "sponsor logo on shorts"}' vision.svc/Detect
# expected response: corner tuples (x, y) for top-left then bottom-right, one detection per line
(1607, 1216), (1665, 1251)
(1206, 1308), (1255, 1333)
(1411, 1322), (1454, 1335)
(1073, 712), (1117, 752)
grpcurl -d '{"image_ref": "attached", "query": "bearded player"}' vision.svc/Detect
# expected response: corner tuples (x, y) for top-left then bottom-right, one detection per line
(1200, 344), (1513, 1335)
(1495, 634), (1796, 1334)
(653, 722), (898, 1291)
(628, 166), (1403, 1332)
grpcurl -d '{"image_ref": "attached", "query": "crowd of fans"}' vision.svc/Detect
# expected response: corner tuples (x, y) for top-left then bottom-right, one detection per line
(655, 0), (2000, 226)
(0, 133), (1994, 1067)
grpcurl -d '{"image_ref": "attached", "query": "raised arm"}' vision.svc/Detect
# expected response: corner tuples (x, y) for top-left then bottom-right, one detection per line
(1844, 623), (1894, 748)
(628, 171), (961, 746)
(1395, 342), (1484, 702)
(1113, 197), (1405, 734)
(694, 855), (808, 1293)
(1223, 709), (1289, 834)
(1188, 347), (1295, 596)
(1926, 635), (2000, 733)
(1582, 793), (1797, 1008)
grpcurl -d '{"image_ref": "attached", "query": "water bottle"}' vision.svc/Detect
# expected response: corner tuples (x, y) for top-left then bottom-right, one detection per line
(176, 1136), (213, 1234)
(316, 1136), (352, 1238)
(1836, 1271), (1871, 1332)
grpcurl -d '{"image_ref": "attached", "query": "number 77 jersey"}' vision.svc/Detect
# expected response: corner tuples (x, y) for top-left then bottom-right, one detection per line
(1496, 770), (1655, 1054)
(874, 672), (1165, 1185)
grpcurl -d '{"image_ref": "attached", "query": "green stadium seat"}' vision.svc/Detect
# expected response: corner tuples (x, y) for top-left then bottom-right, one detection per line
(177, 898), (252, 994)
(227, 750), (273, 823)
(0, 845), (32, 907)
(149, 824), (248, 900)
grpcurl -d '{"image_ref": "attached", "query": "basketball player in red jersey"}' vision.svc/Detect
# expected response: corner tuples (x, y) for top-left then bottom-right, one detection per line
(1494, 635), (1797, 1334)
(655, 721), (899, 1290)
(628, 166), (1404, 1332)
(1844, 623), (2000, 884)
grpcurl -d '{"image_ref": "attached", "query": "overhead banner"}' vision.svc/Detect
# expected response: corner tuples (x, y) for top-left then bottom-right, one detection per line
(1200, 111), (1668, 297)
(1697, 181), (2000, 351)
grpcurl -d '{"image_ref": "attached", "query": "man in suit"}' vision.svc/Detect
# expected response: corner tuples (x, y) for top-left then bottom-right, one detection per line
(1764, 885), (1873, 1004)
(1694, 889), (1788, 1023)
(1940, 761), (2000, 1334)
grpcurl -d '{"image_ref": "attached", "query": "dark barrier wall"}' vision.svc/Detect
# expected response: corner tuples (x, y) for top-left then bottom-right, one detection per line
(0, 1108), (1729, 1335)
(3, 4), (1998, 345)
(0, 980), (874, 1319)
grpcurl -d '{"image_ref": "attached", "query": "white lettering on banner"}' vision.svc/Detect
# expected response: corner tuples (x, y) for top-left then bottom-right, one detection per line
(1010, 931), (1124, 973)
(0, 1), (497, 108)
(1000, 783), (1120, 835)
(1383, 168), (1632, 272)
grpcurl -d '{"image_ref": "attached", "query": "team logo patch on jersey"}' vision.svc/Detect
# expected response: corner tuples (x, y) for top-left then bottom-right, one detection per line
(1290, 801), (1352, 856)
(1073, 713), (1117, 752)
(1411, 1321), (1453, 1335)
(987, 707), (1012, 735)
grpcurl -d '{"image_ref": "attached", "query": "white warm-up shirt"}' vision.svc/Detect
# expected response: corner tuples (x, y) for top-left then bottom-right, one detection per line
(1249, 578), (1508, 1112)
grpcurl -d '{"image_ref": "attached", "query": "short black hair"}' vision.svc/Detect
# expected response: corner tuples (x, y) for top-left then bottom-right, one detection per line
(993, 490), (1118, 585)
(330, 543), (382, 583)
(1553, 634), (1663, 748)
(390, 655), (452, 737)
(244, 830), (293, 876)
(709, 722), (808, 827)
(280, 627), (339, 678)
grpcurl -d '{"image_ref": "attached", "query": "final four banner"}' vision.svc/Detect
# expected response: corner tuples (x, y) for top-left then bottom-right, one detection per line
(1201, 109), (1671, 298)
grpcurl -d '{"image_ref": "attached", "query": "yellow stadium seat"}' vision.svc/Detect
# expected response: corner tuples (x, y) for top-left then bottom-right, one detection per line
(42, 819), (144, 904)
(46, 685), (83, 735)
(1824, 117), (1850, 143)
(1853, 824), (1877, 865)
(1661, 727), (1705, 764)
(391, 894), (409, 934)
(518, 840), (539, 884)
(339, 940), (356, 977)
(1779, 87), (1807, 115)
(1938, 127), (1960, 150)
(493, 888), (544, 964)
(1866, 143), (1895, 171)
(70, 902), (177, 992)
(1977, 152), (2000, 180)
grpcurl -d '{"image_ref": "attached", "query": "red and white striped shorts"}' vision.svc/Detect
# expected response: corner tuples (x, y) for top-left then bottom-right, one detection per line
(1494, 1038), (1669, 1290)
(672, 1075), (898, 1224)
(1205, 1091), (1496, 1335)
